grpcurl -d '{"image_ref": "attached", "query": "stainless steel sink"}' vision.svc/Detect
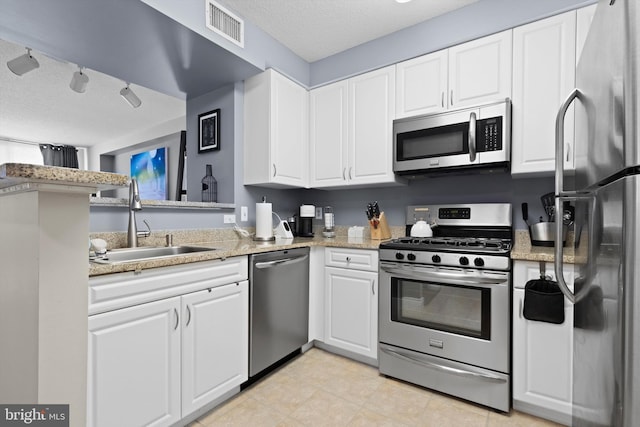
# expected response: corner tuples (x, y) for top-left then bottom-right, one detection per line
(91, 245), (216, 264)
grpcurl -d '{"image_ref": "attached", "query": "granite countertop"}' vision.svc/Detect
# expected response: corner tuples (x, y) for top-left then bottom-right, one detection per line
(0, 163), (128, 193)
(511, 230), (587, 264)
(89, 229), (395, 277)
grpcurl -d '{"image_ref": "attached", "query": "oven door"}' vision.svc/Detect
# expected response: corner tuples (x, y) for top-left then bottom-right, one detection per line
(379, 261), (510, 373)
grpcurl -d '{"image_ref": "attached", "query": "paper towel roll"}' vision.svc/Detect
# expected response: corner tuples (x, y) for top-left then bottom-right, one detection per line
(255, 202), (275, 241)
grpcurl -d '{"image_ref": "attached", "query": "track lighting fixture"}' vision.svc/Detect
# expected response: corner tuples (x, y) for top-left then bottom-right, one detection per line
(120, 83), (142, 108)
(69, 66), (89, 93)
(7, 47), (40, 76)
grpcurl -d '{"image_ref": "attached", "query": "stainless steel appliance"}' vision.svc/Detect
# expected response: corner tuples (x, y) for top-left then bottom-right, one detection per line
(378, 203), (512, 412)
(553, 1), (640, 425)
(249, 248), (309, 377)
(393, 99), (511, 175)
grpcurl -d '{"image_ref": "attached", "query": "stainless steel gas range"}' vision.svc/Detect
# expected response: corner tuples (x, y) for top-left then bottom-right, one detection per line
(378, 203), (512, 412)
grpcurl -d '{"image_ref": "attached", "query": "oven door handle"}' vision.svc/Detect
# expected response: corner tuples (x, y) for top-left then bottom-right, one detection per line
(380, 264), (508, 287)
(380, 345), (506, 384)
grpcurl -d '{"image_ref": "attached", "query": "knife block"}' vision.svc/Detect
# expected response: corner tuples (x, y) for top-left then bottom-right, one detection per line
(370, 212), (392, 240)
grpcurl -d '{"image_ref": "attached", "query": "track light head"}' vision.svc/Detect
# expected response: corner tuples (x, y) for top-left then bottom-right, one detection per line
(120, 84), (142, 108)
(70, 66), (89, 93)
(7, 48), (40, 76)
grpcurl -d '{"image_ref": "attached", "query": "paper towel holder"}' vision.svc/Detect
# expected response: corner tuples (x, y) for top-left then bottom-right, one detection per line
(254, 196), (276, 242)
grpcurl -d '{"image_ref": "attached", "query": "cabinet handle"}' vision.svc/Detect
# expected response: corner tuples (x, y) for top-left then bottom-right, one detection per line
(349, 167), (353, 180)
(343, 168), (347, 180)
(450, 90), (454, 106)
(173, 308), (179, 330)
(519, 299), (523, 319)
(345, 256), (351, 263)
(186, 305), (192, 327)
(372, 279), (376, 295)
(441, 92), (445, 108)
(565, 143), (571, 162)
(272, 164), (277, 177)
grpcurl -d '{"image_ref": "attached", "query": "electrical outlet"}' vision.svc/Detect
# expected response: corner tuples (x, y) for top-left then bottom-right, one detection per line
(315, 207), (322, 219)
(240, 206), (248, 222)
(223, 214), (236, 224)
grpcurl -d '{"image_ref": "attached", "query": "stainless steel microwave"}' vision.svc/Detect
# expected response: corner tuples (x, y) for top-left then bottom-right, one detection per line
(393, 99), (511, 175)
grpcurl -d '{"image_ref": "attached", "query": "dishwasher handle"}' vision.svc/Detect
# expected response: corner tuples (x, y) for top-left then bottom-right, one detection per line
(254, 254), (309, 269)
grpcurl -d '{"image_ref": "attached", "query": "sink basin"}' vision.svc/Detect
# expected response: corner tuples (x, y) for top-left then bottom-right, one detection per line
(91, 245), (216, 264)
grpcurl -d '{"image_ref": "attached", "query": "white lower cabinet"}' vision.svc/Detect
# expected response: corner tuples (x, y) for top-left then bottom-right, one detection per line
(323, 248), (378, 361)
(88, 259), (248, 427)
(88, 297), (182, 427)
(512, 261), (574, 426)
(181, 282), (248, 417)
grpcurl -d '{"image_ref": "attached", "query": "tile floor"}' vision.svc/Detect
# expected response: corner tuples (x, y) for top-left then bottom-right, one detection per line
(190, 348), (562, 427)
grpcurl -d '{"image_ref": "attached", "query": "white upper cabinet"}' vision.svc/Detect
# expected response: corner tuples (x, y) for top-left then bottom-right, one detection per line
(244, 69), (309, 188)
(395, 50), (448, 118)
(448, 30), (513, 108)
(511, 11), (577, 176)
(511, 6), (596, 176)
(396, 30), (512, 118)
(309, 66), (404, 188)
(309, 80), (349, 187)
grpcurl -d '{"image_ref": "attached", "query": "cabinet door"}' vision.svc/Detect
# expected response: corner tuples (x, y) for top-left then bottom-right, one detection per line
(309, 80), (349, 187)
(512, 262), (574, 425)
(181, 281), (248, 417)
(88, 297), (181, 427)
(324, 267), (378, 359)
(396, 50), (448, 118)
(271, 70), (309, 187)
(348, 65), (396, 186)
(511, 12), (576, 175)
(448, 30), (512, 108)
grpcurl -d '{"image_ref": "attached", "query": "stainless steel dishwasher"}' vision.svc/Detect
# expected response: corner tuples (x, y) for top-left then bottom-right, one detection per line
(249, 247), (309, 377)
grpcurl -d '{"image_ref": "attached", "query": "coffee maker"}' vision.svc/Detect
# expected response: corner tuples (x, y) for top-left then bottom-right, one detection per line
(298, 205), (315, 237)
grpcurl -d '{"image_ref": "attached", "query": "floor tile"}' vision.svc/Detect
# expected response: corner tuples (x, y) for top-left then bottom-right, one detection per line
(289, 389), (361, 426)
(195, 347), (564, 427)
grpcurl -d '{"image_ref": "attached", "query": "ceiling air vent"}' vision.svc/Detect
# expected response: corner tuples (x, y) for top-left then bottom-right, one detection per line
(206, 0), (244, 48)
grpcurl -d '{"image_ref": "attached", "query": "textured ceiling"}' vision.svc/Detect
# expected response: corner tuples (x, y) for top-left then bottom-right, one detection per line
(0, 39), (185, 148)
(220, 0), (478, 62)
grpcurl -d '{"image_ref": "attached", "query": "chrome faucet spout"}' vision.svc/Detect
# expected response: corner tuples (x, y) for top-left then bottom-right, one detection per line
(129, 178), (142, 211)
(127, 179), (149, 247)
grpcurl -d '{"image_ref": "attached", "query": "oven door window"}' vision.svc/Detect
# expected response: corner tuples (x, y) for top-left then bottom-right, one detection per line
(390, 278), (491, 340)
(396, 122), (469, 161)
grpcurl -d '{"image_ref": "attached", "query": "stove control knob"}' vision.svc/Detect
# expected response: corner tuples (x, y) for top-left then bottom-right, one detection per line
(474, 257), (485, 267)
(459, 256), (469, 266)
(407, 253), (417, 261)
(395, 252), (405, 260)
(431, 255), (441, 263)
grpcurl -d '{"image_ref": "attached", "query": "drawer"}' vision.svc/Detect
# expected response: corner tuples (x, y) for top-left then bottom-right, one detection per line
(324, 248), (379, 272)
(89, 256), (248, 315)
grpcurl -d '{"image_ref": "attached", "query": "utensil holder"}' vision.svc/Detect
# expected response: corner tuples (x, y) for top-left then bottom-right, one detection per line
(370, 212), (392, 240)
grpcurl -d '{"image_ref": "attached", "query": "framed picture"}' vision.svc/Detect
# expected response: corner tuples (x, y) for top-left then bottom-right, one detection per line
(130, 147), (168, 200)
(198, 109), (220, 153)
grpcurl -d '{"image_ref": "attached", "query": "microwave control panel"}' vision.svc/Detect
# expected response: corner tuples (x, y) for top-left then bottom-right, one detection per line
(477, 117), (502, 152)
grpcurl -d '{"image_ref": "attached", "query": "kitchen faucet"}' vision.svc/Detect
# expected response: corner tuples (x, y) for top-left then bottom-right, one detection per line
(127, 178), (151, 247)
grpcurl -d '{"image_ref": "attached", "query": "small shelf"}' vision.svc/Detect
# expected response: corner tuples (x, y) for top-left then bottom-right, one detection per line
(90, 197), (235, 210)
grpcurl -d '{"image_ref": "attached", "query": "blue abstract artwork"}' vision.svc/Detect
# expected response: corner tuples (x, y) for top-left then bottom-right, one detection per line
(130, 147), (167, 200)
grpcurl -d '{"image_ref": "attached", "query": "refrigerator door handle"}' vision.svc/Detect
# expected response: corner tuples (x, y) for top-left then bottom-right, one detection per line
(554, 193), (597, 305)
(555, 88), (582, 196)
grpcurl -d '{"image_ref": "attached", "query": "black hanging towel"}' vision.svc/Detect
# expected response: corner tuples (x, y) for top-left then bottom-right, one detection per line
(523, 262), (565, 324)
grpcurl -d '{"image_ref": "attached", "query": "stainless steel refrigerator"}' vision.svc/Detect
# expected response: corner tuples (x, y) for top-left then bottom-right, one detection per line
(553, 0), (640, 425)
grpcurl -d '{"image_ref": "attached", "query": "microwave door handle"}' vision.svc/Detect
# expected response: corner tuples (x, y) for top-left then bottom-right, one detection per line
(468, 112), (477, 162)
